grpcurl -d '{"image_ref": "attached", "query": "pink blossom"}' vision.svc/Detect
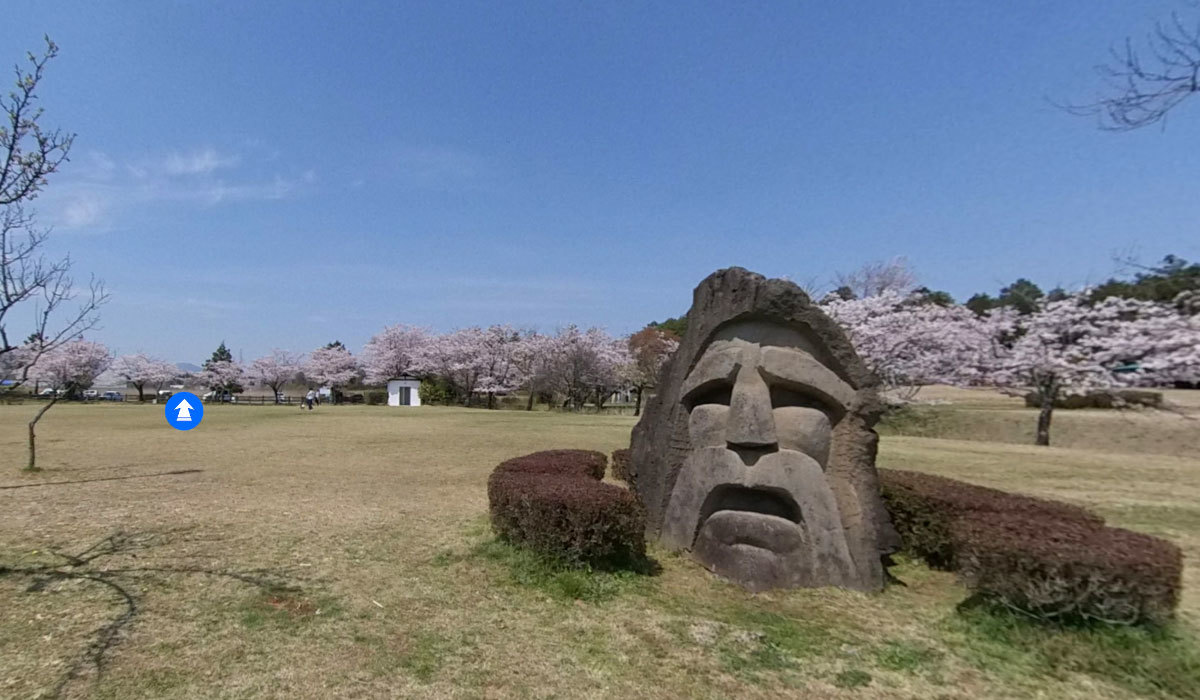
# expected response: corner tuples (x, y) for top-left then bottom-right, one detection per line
(821, 291), (990, 395)
(303, 345), (359, 389)
(113, 353), (181, 401)
(248, 350), (304, 397)
(361, 325), (431, 385)
(30, 340), (111, 391)
(198, 360), (245, 393)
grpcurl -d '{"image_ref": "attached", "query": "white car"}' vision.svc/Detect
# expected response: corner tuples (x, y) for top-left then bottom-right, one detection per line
(83, 389), (99, 399)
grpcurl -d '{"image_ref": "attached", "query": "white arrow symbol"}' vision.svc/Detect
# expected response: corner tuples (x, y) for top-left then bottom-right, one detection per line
(175, 398), (194, 422)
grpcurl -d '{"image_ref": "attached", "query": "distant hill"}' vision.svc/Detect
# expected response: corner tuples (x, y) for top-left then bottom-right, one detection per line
(176, 362), (202, 373)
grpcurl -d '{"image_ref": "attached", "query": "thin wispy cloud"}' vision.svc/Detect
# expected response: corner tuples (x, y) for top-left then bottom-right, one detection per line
(163, 148), (240, 175)
(84, 150), (118, 180)
(61, 191), (108, 228)
(191, 175), (295, 205)
(38, 146), (314, 233)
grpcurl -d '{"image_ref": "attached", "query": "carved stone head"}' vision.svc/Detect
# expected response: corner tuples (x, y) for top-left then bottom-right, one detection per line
(630, 268), (899, 592)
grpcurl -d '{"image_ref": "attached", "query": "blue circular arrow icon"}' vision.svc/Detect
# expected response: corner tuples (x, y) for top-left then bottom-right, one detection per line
(165, 391), (204, 431)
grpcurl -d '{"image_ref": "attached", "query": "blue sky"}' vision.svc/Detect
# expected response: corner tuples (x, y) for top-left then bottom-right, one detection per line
(5, 1), (1198, 363)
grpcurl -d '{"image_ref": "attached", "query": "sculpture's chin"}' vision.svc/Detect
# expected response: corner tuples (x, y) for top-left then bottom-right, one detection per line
(692, 510), (805, 592)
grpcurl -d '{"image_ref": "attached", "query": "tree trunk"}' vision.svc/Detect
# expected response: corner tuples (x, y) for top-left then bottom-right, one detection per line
(27, 395), (60, 471)
(135, 383), (145, 402)
(487, 392), (495, 409)
(526, 389), (535, 411)
(634, 386), (643, 416)
(1036, 393), (1054, 446)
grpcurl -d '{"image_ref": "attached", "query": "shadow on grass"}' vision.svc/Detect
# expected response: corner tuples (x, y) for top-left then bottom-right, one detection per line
(0, 529), (308, 699)
(0, 469), (203, 490)
(950, 603), (1200, 700)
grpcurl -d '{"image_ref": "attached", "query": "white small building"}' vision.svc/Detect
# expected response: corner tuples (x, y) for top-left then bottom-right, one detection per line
(386, 376), (422, 406)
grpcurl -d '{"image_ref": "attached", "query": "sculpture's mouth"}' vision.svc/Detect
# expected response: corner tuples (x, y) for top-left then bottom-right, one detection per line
(693, 485), (804, 552)
(689, 485), (806, 591)
(699, 485), (801, 527)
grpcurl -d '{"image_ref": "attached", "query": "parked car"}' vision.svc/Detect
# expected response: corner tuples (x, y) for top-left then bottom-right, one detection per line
(102, 391), (124, 401)
(202, 391), (238, 403)
(82, 389), (99, 400)
(156, 389), (173, 403)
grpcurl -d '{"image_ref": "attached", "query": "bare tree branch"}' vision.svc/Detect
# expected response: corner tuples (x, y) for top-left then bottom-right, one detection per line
(0, 37), (107, 400)
(1064, 12), (1200, 130)
(833, 257), (917, 299)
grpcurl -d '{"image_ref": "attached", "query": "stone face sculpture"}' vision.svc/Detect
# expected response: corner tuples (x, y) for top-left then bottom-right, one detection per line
(630, 268), (899, 592)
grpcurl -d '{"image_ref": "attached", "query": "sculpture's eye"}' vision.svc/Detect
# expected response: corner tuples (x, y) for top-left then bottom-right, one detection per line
(770, 385), (830, 412)
(685, 382), (732, 409)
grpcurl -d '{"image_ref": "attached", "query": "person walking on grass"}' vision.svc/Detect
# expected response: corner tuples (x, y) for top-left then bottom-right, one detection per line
(305, 388), (316, 411)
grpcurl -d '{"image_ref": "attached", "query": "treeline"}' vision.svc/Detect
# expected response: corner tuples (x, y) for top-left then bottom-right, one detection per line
(653, 254), (1200, 333)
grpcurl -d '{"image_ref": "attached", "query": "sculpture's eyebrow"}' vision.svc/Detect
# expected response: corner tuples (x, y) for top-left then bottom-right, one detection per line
(680, 347), (740, 399)
(759, 346), (855, 409)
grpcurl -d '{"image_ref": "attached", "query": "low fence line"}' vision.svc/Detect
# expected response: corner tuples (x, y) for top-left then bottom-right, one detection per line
(11, 394), (643, 414)
(19, 394), (303, 405)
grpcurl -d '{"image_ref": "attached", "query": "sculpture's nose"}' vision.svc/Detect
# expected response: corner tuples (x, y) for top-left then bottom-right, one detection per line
(726, 365), (778, 464)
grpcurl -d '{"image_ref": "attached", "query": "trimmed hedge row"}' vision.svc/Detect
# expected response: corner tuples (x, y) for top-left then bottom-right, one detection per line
(498, 449), (608, 480)
(610, 448), (632, 483)
(879, 469), (1182, 625)
(879, 469), (1103, 569)
(488, 450), (645, 567)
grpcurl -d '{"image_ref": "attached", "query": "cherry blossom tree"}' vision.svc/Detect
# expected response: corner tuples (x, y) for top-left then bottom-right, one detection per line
(821, 291), (991, 400)
(982, 293), (1200, 446)
(0, 341), (36, 385)
(621, 326), (679, 415)
(414, 326), (620, 410)
(303, 344), (359, 402)
(422, 327), (488, 406)
(511, 331), (554, 410)
(248, 350), (303, 403)
(113, 353), (180, 402)
(544, 326), (628, 410)
(24, 339), (109, 470)
(198, 360), (245, 399)
(360, 325), (430, 386)
(475, 325), (526, 408)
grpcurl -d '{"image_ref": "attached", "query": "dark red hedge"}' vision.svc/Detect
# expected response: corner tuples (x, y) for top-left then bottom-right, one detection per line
(879, 469), (1182, 625)
(496, 449), (608, 481)
(610, 448), (632, 484)
(879, 469), (1103, 569)
(954, 513), (1182, 625)
(488, 450), (645, 567)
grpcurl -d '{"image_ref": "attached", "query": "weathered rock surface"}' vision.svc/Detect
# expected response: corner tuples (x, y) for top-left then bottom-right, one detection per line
(630, 267), (899, 591)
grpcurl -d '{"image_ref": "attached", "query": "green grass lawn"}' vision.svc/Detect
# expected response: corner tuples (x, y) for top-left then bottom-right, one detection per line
(1, 399), (1198, 698)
